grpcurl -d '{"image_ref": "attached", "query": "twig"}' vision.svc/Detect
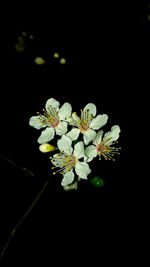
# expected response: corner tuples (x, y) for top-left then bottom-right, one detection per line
(0, 179), (49, 262)
(0, 153), (35, 177)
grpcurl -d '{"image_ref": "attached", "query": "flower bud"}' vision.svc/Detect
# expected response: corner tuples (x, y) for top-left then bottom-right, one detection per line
(39, 143), (56, 153)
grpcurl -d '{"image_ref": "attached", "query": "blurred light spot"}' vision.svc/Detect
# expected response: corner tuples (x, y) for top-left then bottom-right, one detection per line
(34, 57), (45, 65)
(148, 14), (150, 21)
(22, 31), (27, 37)
(53, 53), (60, 58)
(15, 36), (25, 52)
(29, 35), (34, 40)
(89, 176), (104, 187)
(60, 58), (66, 64)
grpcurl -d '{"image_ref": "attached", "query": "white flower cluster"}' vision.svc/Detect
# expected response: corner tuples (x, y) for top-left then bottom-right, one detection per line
(29, 98), (121, 190)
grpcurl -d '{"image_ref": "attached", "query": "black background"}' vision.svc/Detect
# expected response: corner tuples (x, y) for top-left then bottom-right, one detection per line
(0, 2), (149, 265)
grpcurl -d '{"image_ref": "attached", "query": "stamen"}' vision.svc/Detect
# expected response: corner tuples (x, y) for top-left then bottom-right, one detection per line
(79, 109), (93, 131)
(37, 106), (59, 128)
(51, 152), (77, 175)
(97, 142), (121, 161)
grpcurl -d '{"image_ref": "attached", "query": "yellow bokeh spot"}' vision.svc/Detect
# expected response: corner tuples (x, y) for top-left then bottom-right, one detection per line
(148, 14), (150, 21)
(60, 58), (66, 64)
(34, 57), (45, 65)
(53, 53), (60, 58)
(39, 143), (56, 153)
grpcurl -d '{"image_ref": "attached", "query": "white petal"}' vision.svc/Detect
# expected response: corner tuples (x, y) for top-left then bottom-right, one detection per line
(104, 125), (121, 145)
(38, 127), (55, 144)
(90, 114), (108, 130)
(58, 103), (72, 120)
(84, 155), (88, 162)
(93, 130), (104, 145)
(63, 181), (78, 191)
(84, 103), (97, 116)
(61, 170), (74, 186)
(72, 112), (80, 122)
(83, 129), (96, 145)
(57, 135), (73, 154)
(45, 98), (60, 111)
(66, 128), (80, 141)
(74, 141), (85, 159)
(29, 116), (45, 129)
(55, 121), (67, 135)
(75, 162), (91, 179)
(85, 145), (97, 162)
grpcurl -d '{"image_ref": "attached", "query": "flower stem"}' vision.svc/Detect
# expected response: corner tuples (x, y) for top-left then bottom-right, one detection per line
(0, 179), (49, 262)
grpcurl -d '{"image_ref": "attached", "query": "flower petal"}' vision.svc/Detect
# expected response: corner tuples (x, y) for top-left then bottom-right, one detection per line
(84, 103), (97, 116)
(83, 129), (96, 145)
(85, 145), (97, 162)
(57, 135), (73, 154)
(75, 162), (91, 179)
(104, 125), (121, 145)
(72, 112), (81, 122)
(63, 181), (78, 191)
(74, 141), (85, 159)
(58, 102), (72, 120)
(93, 130), (104, 145)
(61, 170), (74, 186)
(45, 98), (60, 111)
(55, 121), (67, 135)
(29, 116), (45, 129)
(38, 127), (55, 144)
(66, 128), (80, 141)
(90, 114), (108, 130)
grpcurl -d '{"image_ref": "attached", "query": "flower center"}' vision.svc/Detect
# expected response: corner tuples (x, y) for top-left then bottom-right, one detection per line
(96, 141), (121, 161)
(51, 152), (77, 175)
(37, 106), (59, 128)
(70, 110), (93, 132)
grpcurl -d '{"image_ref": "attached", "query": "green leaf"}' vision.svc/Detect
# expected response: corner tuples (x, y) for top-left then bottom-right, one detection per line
(89, 176), (104, 187)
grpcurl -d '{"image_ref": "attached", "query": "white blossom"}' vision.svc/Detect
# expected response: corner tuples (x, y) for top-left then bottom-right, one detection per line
(67, 103), (108, 145)
(51, 135), (91, 187)
(85, 125), (121, 162)
(29, 98), (72, 144)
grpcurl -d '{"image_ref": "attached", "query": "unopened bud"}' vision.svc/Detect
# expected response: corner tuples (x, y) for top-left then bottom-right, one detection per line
(39, 143), (56, 153)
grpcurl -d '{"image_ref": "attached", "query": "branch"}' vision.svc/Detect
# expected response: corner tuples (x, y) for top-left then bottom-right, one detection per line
(0, 179), (49, 262)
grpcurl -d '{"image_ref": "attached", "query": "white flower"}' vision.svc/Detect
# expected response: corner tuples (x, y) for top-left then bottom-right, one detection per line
(66, 103), (108, 145)
(51, 135), (91, 187)
(29, 98), (72, 144)
(85, 125), (121, 162)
